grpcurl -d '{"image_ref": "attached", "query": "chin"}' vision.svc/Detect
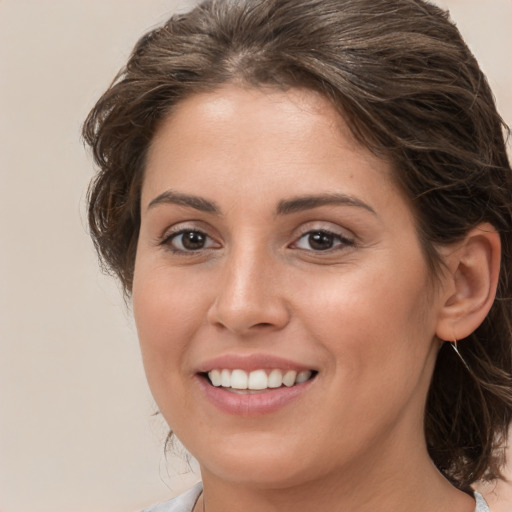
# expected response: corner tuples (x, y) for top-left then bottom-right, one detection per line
(183, 430), (330, 489)
(201, 455), (313, 489)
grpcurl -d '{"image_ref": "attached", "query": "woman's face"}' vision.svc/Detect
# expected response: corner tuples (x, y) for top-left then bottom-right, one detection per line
(133, 85), (446, 488)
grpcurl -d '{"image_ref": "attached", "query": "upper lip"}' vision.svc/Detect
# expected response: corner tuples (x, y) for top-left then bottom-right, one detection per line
(195, 353), (317, 373)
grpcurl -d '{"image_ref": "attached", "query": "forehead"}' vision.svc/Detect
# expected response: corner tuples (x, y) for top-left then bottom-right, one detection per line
(143, 85), (398, 207)
(148, 85), (360, 164)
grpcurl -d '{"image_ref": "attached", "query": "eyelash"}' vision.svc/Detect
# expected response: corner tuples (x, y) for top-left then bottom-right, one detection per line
(159, 226), (355, 255)
(159, 228), (220, 253)
(291, 229), (355, 252)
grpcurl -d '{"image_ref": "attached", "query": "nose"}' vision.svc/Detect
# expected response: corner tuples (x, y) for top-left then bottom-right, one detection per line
(206, 246), (291, 336)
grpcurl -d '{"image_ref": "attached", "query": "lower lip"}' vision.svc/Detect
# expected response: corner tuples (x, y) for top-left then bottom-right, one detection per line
(197, 375), (315, 417)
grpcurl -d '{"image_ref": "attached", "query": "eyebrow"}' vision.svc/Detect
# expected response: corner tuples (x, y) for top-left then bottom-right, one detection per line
(147, 189), (376, 216)
(147, 190), (220, 213)
(276, 193), (376, 216)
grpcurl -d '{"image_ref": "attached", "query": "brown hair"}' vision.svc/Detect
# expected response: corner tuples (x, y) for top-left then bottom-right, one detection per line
(83, 0), (512, 490)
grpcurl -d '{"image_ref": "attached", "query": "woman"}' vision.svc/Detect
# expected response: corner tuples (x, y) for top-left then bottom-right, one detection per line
(83, 0), (512, 511)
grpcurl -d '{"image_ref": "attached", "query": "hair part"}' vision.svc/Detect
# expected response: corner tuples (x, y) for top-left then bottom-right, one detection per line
(83, 0), (512, 489)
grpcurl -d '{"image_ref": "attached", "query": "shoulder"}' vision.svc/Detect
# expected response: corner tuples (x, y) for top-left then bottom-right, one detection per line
(142, 482), (203, 512)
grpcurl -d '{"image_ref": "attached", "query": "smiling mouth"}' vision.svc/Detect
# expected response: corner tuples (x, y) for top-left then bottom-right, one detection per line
(203, 368), (317, 393)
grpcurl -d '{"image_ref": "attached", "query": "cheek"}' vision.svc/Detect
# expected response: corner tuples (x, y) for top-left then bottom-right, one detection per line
(131, 265), (208, 404)
(295, 260), (434, 377)
(291, 268), (436, 446)
(133, 262), (207, 345)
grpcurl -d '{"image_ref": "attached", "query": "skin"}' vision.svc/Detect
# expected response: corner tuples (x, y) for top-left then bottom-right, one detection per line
(133, 85), (480, 511)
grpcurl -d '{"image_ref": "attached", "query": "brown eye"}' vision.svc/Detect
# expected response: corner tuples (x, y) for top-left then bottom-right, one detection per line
(166, 229), (218, 252)
(308, 231), (335, 251)
(293, 230), (354, 252)
(180, 230), (207, 250)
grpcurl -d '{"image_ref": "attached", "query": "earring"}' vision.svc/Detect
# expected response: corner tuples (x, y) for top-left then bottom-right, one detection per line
(450, 339), (471, 372)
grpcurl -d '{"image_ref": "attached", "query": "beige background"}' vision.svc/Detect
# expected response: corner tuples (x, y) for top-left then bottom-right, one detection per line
(0, 1), (510, 511)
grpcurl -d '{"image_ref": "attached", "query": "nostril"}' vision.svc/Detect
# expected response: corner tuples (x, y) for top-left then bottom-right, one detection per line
(206, 277), (291, 334)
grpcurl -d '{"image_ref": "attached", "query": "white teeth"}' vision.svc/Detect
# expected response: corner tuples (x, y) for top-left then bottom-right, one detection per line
(248, 369), (268, 390)
(268, 369), (283, 388)
(207, 368), (314, 390)
(221, 369), (231, 387)
(231, 369), (248, 389)
(282, 370), (297, 387)
(209, 369), (222, 387)
(296, 370), (312, 384)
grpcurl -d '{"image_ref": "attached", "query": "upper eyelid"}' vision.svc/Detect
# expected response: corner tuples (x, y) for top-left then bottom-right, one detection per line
(288, 223), (358, 253)
(292, 221), (355, 239)
(159, 228), (221, 254)
(291, 229), (354, 248)
(156, 220), (355, 245)
(296, 225), (350, 236)
(163, 228), (214, 243)
(159, 221), (215, 240)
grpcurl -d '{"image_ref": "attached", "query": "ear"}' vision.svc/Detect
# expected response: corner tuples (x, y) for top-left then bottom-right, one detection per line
(435, 223), (501, 342)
